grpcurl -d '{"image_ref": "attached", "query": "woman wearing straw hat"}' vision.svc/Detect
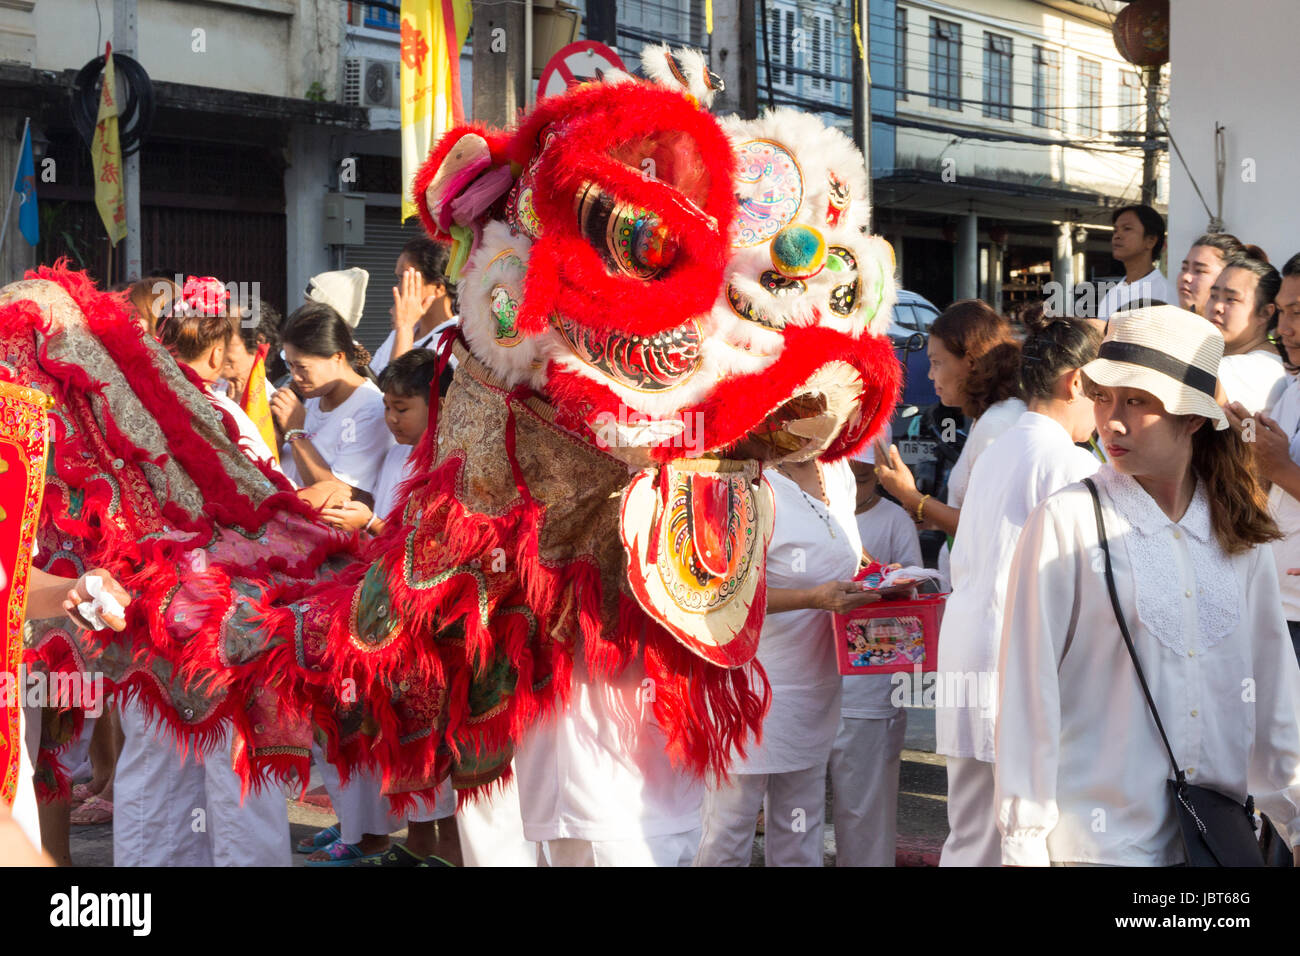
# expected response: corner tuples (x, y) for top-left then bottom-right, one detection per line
(995, 306), (1300, 866)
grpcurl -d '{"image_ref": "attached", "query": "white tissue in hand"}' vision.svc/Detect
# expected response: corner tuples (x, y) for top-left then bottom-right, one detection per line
(76, 574), (125, 630)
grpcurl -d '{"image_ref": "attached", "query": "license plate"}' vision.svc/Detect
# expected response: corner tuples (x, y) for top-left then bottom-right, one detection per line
(897, 439), (937, 465)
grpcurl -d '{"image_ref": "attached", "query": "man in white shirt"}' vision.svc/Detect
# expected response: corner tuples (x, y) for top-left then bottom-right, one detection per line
(1098, 204), (1170, 323)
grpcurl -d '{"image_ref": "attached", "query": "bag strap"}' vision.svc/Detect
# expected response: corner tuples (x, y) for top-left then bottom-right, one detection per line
(1082, 477), (1186, 787)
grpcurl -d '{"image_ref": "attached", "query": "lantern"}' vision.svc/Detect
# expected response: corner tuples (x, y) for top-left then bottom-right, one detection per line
(1113, 0), (1170, 67)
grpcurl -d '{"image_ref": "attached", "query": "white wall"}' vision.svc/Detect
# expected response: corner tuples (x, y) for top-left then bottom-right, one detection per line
(1168, 0), (1298, 267)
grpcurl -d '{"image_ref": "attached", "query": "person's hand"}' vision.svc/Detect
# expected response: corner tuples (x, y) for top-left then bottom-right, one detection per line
(391, 268), (437, 333)
(809, 580), (884, 614)
(1226, 403), (1293, 481)
(270, 387), (306, 431)
(872, 440), (919, 504)
(320, 500), (374, 532)
(298, 480), (352, 512)
(63, 569), (130, 632)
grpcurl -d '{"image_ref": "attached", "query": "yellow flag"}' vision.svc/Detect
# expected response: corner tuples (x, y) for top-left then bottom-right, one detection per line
(91, 44), (127, 245)
(242, 344), (278, 464)
(400, 0), (473, 223)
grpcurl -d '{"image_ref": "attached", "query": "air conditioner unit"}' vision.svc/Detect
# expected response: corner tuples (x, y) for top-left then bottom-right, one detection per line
(343, 58), (399, 109)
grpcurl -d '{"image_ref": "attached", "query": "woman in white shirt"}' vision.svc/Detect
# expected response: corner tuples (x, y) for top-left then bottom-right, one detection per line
(1227, 251), (1300, 663)
(696, 455), (883, 867)
(1206, 256), (1286, 414)
(996, 306), (1300, 867)
(874, 300), (1026, 583)
(936, 313), (1102, 867)
(271, 303), (394, 507)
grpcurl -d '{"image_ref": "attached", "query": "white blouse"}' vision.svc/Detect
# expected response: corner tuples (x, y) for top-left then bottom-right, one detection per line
(995, 464), (1300, 866)
(1267, 374), (1300, 621)
(939, 397), (1026, 584)
(280, 380), (394, 494)
(735, 458), (861, 774)
(1218, 349), (1287, 415)
(936, 412), (1099, 761)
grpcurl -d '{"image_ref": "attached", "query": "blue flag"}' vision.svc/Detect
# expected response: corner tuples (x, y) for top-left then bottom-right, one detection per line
(14, 124), (39, 246)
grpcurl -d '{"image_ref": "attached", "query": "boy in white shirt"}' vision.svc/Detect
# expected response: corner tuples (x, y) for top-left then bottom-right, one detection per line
(828, 437), (922, 866)
(321, 348), (461, 865)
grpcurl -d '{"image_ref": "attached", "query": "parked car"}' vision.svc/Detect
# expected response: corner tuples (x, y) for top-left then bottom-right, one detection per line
(887, 289), (941, 409)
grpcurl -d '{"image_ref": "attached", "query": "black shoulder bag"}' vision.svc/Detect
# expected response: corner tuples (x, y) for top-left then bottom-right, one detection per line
(1083, 477), (1287, 867)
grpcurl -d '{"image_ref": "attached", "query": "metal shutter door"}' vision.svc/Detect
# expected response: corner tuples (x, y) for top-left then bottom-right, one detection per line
(344, 205), (430, 352)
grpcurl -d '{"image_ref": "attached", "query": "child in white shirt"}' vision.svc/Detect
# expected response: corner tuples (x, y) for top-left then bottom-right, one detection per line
(828, 440), (922, 866)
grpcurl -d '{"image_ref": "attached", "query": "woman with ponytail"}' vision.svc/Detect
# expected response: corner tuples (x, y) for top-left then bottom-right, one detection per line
(936, 310), (1102, 867)
(272, 302), (394, 506)
(995, 306), (1300, 867)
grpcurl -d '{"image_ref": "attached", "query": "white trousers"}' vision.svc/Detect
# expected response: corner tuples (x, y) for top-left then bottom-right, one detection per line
(537, 828), (701, 867)
(11, 706), (43, 851)
(696, 764), (827, 867)
(939, 755), (1001, 867)
(114, 699), (291, 867)
(407, 782), (456, 823)
(456, 771), (537, 867)
(828, 710), (906, 867)
(312, 742), (403, 844)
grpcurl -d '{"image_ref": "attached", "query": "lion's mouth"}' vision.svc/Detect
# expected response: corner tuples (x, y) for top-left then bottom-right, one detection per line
(729, 361), (867, 463)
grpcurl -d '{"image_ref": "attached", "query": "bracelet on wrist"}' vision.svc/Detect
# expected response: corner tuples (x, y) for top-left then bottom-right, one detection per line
(363, 514), (376, 533)
(915, 493), (932, 523)
(284, 428), (310, 444)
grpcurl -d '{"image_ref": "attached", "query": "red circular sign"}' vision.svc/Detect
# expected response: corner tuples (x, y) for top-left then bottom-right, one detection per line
(536, 40), (627, 101)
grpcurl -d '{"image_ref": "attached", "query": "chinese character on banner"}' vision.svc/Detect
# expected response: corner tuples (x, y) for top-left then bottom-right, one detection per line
(399, 1), (472, 223)
(91, 42), (127, 245)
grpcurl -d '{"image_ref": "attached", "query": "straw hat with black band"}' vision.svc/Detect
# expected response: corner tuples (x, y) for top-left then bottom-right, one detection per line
(1080, 305), (1228, 431)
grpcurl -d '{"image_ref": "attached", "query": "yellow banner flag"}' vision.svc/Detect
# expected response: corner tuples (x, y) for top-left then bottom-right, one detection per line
(91, 44), (127, 245)
(242, 344), (278, 464)
(400, 0), (473, 223)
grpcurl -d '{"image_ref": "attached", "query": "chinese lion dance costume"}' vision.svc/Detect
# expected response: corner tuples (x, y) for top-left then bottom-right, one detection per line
(0, 45), (900, 808)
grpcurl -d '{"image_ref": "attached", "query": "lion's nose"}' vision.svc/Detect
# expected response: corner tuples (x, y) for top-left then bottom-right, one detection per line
(770, 224), (827, 280)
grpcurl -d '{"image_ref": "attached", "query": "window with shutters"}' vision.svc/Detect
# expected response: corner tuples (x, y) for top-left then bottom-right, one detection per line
(983, 33), (1012, 120)
(1120, 70), (1143, 132)
(1032, 46), (1060, 129)
(929, 18), (961, 111)
(1077, 57), (1101, 136)
(896, 6), (908, 102)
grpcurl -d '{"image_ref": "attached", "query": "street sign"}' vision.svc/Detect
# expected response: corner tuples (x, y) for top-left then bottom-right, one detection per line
(536, 41), (626, 102)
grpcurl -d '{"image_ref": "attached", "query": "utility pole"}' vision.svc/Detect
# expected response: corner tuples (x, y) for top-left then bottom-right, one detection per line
(850, 0), (871, 229)
(471, 0), (527, 127)
(585, 0), (615, 46)
(1141, 64), (1160, 207)
(113, 0), (141, 281)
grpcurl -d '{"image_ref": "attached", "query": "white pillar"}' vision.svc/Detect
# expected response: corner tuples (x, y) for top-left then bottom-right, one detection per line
(1053, 222), (1074, 317)
(955, 211), (978, 301)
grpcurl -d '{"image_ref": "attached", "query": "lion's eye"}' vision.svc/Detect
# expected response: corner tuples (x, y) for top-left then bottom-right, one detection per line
(575, 183), (678, 279)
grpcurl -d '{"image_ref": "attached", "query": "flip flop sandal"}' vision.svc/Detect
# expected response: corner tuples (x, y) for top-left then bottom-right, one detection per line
(71, 783), (96, 807)
(70, 795), (113, 826)
(295, 824), (341, 854)
(362, 845), (457, 867)
(303, 838), (384, 867)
